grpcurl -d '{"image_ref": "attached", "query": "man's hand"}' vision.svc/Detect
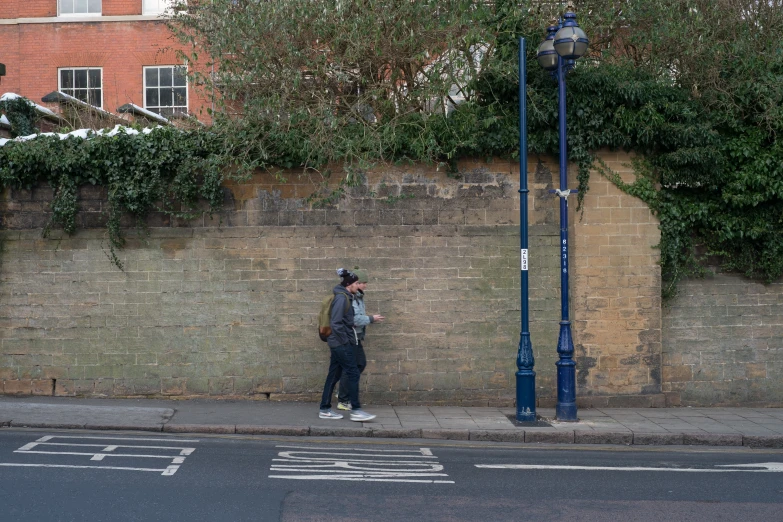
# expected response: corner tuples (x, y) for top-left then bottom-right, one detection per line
(371, 315), (385, 323)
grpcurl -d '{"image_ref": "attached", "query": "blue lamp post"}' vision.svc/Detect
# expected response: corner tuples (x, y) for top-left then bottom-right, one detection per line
(516, 37), (535, 422)
(536, 2), (588, 422)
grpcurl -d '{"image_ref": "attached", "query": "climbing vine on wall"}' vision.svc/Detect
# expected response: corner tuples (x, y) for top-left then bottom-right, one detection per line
(0, 120), (230, 268)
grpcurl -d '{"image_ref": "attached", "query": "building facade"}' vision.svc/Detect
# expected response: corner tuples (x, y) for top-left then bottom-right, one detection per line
(0, 1), (208, 120)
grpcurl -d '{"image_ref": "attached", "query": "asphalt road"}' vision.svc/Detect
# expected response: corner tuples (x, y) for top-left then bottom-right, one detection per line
(1, 428), (782, 521)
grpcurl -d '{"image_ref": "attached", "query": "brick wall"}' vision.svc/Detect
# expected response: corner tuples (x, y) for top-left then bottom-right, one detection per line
(662, 274), (783, 406)
(0, 4), (211, 120)
(1, 0), (57, 18)
(2, 1), (143, 18)
(0, 153), (667, 405)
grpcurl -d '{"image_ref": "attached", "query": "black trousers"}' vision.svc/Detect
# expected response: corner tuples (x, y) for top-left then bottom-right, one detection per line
(337, 341), (366, 404)
(319, 343), (361, 411)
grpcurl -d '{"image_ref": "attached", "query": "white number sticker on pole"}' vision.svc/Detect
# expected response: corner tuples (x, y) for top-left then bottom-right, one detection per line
(521, 249), (528, 271)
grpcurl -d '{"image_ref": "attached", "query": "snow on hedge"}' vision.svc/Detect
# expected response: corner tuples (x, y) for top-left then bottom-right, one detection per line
(0, 124), (163, 148)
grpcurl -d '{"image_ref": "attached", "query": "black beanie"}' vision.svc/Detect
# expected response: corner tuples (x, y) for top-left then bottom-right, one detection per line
(337, 268), (359, 287)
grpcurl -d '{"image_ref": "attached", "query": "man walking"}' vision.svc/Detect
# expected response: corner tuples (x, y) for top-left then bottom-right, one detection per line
(318, 268), (376, 422)
(337, 267), (384, 411)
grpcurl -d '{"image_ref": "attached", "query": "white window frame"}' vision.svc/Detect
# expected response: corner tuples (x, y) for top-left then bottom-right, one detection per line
(58, 0), (102, 17)
(58, 67), (104, 109)
(143, 65), (189, 117)
(143, 0), (170, 15)
(143, 0), (187, 15)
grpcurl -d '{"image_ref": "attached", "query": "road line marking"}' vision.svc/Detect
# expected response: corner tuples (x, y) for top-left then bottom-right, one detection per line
(268, 475), (454, 483)
(275, 445), (433, 455)
(272, 457), (440, 465)
(270, 469), (449, 477)
(15, 450), (186, 459)
(475, 464), (783, 473)
(280, 450), (438, 459)
(39, 436), (199, 442)
(270, 446), (453, 484)
(271, 465), (445, 472)
(24, 442), (195, 453)
(0, 463), (178, 475)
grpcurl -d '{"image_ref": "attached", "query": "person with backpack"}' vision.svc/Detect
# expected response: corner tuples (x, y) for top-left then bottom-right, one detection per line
(336, 267), (384, 412)
(318, 268), (376, 422)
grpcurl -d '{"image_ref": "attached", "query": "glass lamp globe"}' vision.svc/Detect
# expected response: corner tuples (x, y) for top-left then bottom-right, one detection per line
(537, 39), (558, 71)
(554, 24), (589, 60)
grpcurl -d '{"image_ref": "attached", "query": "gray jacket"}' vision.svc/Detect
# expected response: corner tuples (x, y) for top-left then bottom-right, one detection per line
(327, 285), (358, 348)
(352, 290), (373, 342)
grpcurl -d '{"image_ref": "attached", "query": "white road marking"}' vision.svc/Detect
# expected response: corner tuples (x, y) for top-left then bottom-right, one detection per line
(267, 475), (455, 483)
(16, 450), (188, 460)
(476, 462), (783, 473)
(8, 435), (198, 476)
(275, 445), (433, 455)
(276, 450), (437, 459)
(0, 463), (180, 475)
(22, 442), (195, 455)
(270, 446), (454, 484)
(34, 435), (199, 443)
(718, 462), (783, 472)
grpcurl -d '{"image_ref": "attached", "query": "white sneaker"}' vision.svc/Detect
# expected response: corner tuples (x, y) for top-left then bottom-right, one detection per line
(350, 410), (376, 422)
(319, 410), (343, 419)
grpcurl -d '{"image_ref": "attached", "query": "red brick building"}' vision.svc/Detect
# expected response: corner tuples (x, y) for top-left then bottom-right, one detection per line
(0, 1), (209, 121)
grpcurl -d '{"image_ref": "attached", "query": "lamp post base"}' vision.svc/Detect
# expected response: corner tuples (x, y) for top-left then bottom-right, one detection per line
(555, 322), (578, 421)
(515, 369), (536, 422)
(555, 401), (577, 421)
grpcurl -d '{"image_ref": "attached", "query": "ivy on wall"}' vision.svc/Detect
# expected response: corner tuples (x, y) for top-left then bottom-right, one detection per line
(0, 116), (229, 268)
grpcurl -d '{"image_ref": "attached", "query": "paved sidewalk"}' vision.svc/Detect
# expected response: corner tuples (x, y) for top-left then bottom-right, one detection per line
(2, 396), (783, 448)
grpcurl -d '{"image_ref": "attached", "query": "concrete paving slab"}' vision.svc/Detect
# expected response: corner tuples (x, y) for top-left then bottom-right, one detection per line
(0, 400), (172, 430)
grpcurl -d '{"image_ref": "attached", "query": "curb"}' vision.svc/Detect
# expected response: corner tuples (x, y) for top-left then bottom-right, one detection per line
(422, 429), (470, 441)
(633, 433), (684, 446)
(2, 422), (782, 448)
(574, 431), (633, 445)
(742, 435), (783, 448)
(236, 425), (309, 437)
(163, 424), (234, 434)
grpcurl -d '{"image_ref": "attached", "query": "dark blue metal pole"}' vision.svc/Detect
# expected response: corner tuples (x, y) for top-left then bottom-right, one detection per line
(555, 53), (577, 421)
(516, 37), (536, 422)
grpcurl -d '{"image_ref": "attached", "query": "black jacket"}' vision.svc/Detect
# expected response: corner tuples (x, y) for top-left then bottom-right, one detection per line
(327, 285), (357, 348)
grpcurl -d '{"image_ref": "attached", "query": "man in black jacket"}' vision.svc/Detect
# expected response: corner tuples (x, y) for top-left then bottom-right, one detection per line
(318, 268), (376, 422)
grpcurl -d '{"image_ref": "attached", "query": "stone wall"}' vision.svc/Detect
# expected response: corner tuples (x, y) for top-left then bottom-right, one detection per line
(0, 151), (665, 406)
(570, 153), (664, 407)
(662, 273), (783, 406)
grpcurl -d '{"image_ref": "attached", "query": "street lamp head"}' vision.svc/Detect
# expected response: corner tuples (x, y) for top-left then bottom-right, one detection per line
(554, 2), (589, 60)
(536, 20), (559, 72)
